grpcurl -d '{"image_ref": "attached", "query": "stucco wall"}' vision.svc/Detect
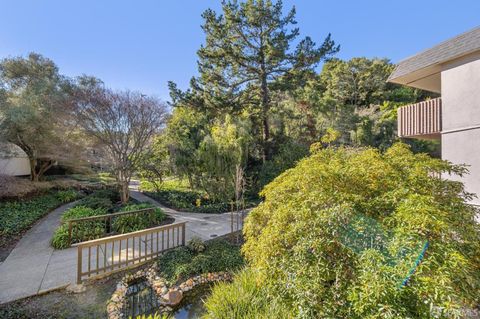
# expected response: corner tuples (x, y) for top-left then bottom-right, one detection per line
(0, 157), (31, 176)
(441, 57), (480, 205)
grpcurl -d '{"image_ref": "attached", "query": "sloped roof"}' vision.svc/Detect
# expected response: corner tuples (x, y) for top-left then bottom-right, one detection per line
(388, 26), (480, 82)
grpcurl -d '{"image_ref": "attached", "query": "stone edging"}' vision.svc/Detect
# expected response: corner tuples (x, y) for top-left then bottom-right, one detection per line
(107, 263), (232, 319)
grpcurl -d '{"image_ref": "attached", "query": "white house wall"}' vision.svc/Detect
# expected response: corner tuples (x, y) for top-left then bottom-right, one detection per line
(441, 57), (480, 205)
(0, 157), (31, 176)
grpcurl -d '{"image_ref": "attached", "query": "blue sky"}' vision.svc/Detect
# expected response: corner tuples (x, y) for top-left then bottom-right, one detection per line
(1, 0), (479, 101)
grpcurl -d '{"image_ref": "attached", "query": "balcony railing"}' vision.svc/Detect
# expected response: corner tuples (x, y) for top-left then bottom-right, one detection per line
(397, 97), (442, 139)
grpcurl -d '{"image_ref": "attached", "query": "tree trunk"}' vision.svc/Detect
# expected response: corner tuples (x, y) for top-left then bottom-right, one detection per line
(120, 182), (130, 204)
(29, 157), (38, 182)
(260, 72), (270, 162)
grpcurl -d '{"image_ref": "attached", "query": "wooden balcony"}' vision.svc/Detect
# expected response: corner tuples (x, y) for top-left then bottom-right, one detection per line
(397, 97), (442, 139)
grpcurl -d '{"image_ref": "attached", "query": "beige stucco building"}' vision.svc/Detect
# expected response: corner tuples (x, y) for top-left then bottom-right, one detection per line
(389, 26), (480, 205)
(0, 142), (31, 176)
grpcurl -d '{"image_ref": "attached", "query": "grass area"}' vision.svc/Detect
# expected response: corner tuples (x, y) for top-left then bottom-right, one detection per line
(157, 238), (244, 284)
(0, 189), (84, 259)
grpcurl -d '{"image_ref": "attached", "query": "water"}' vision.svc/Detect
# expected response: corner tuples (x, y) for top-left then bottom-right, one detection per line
(123, 279), (210, 319)
(172, 284), (211, 319)
(124, 278), (159, 318)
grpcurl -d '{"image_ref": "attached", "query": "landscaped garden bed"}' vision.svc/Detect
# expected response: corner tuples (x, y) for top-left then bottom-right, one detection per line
(107, 237), (243, 318)
(51, 190), (173, 249)
(141, 179), (258, 214)
(0, 188), (84, 261)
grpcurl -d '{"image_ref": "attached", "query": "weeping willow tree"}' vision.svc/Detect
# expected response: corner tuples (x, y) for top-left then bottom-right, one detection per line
(197, 115), (251, 202)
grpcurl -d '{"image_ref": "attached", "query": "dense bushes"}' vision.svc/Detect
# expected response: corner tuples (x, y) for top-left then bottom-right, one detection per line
(157, 239), (244, 283)
(145, 189), (231, 214)
(0, 189), (83, 247)
(52, 198), (167, 249)
(112, 203), (166, 233)
(209, 143), (480, 318)
(51, 206), (107, 249)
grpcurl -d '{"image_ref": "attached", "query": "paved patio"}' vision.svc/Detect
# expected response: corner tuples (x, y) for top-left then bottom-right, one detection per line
(0, 189), (245, 304)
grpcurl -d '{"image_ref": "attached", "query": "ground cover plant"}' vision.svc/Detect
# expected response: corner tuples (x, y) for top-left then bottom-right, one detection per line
(0, 189), (83, 258)
(112, 203), (166, 233)
(51, 206), (108, 249)
(204, 143), (480, 318)
(51, 189), (168, 248)
(157, 238), (244, 284)
(142, 178), (257, 214)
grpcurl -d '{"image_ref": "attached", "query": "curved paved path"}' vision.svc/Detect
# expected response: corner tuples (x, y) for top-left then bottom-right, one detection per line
(0, 188), (247, 304)
(0, 200), (80, 304)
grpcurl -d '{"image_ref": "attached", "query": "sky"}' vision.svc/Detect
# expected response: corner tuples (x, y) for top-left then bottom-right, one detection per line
(0, 0), (479, 102)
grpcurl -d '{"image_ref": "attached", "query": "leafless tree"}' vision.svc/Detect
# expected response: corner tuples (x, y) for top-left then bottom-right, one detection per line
(74, 78), (167, 203)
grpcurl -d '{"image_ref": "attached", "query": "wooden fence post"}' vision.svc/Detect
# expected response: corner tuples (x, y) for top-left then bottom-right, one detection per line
(68, 221), (73, 247)
(77, 245), (82, 284)
(182, 222), (186, 246)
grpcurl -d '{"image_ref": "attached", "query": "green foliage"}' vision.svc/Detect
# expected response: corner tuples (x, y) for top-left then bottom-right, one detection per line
(202, 269), (291, 319)
(157, 239), (244, 283)
(242, 143), (480, 318)
(130, 313), (168, 319)
(0, 190), (82, 246)
(145, 190), (230, 214)
(187, 236), (206, 254)
(256, 140), (309, 191)
(137, 135), (171, 192)
(0, 53), (82, 181)
(171, 0), (338, 161)
(73, 188), (119, 210)
(75, 196), (112, 210)
(89, 188), (120, 202)
(112, 203), (166, 233)
(55, 190), (82, 203)
(196, 115), (251, 201)
(51, 206), (107, 249)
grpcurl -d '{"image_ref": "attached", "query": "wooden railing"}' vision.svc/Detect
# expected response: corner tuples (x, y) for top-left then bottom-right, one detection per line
(397, 97), (442, 139)
(76, 222), (186, 284)
(67, 208), (158, 246)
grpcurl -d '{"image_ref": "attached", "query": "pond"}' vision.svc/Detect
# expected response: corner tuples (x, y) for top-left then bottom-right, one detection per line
(123, 278), (159, 318)
(123, 279), (210, 319)
(172, 284), (211, 319)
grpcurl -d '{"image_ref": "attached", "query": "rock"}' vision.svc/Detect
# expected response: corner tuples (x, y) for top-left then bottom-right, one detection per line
(164, 290), (183, 306)
(66, 283), (87, 293)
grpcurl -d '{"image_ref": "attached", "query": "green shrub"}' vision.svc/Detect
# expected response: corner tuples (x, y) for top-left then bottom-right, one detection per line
(0, 189), (82, 246)
(242, 143), (480, 318)
(145, 190), (233, 214)
(89, 188), (120, 202)
(187, 236), (206, 253)
(202, 268), (291, 319)
(112, 203), (166, 233)
(52, 206), (107, 249)
(158, 239), (244, 283)
(55, 189), (82, 203)
(75, 196), (113, 210)
(131, 313), (168, 319)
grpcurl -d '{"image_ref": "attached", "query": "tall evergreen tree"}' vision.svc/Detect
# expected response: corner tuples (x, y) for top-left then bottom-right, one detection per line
(171, 0), (338, 161)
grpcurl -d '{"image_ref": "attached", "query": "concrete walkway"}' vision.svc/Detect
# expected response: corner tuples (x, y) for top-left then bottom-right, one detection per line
(0, 201), (79, 304)
(0, 189), (245, 304)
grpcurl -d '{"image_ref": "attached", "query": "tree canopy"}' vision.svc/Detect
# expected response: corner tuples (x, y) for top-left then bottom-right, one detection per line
(0, 53), (82, 181)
